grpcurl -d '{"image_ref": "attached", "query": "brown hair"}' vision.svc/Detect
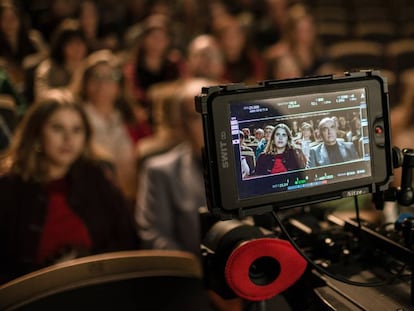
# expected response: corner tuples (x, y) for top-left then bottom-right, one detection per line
(0, 90), (95, 182)
(264, 123), (294, 154)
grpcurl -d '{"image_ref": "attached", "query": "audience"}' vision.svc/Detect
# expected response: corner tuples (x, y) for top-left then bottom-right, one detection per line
(255, 124), (275, 158)
(213, 15), (265, 84)
(123, 13), (183, 116)
(134, 80), (185, 200)
(1, 1), (413, 293)
(391, 79), (414, 188)
(347, 115), (362, 156)
(32, 0), (79, 42)
(266, 51), (302, 80)
(295, 122), (316, 161)
(76, 49), (137, 204)
(264, 3), (330, 76)
(253, 128), (264, 144)
(184, 34), (225, 81)
(0, 90), (139, 284)
(0, 65), (28, 147)
(0, 1), (47, 103)
(253, 0), (290, 51)
(239, 130), (255, 176)
(332, 116), (348, 141)
(76, 0), (119, 52)
(338, 116), (350, 134)
(34, 19), (88, 101)
(135, 78), (213, 257)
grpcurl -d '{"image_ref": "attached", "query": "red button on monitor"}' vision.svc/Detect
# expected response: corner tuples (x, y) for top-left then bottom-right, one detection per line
(375, 126), (383, 135)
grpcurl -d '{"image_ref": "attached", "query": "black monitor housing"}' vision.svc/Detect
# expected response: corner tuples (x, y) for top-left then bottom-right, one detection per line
(195, 71), (393, 219)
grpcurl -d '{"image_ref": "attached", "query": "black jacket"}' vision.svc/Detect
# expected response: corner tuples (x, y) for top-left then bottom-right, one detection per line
(0, 160), (139, 284)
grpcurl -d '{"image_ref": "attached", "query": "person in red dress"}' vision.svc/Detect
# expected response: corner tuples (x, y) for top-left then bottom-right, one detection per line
(255, 123), (306, 175)
(0, 90), (139, 284)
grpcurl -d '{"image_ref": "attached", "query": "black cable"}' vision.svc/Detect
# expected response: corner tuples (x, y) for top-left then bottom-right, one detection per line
(354, 196), (361, 230)
(271, 209), (403, 288)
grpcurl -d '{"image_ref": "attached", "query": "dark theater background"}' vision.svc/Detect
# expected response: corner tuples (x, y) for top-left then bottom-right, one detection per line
(1, 0), (414, 310)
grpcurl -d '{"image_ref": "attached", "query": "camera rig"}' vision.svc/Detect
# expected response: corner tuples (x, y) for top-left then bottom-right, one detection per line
(195, 70), (393, 219)
(196, 70), (414, 309)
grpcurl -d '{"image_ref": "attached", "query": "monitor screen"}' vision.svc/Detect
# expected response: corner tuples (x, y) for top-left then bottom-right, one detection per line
(230, 88), (371, 201)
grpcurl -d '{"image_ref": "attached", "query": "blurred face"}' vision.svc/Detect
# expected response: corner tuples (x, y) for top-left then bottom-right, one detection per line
(41, 107), (86, 178)
(302, 127), (311, 140)
(80, 1), (98, 36)
(1, 7), (19, 38)
(295, 16), (315, 46)
(273, 54), (301, 80)
(264, 127), (273, 140)
(319, 119), (337, 145)
(219, 22), (245, 61)
(255, 130), (264, 141)
(242, 128), (250, 137)
(268, 0), (288, 23)
(85, 63), (120, 104)
(144, 29), (170, 56)
(63, 37), (87, 62)
(274, 127), (288, 150)
(188, 46), (224, 80)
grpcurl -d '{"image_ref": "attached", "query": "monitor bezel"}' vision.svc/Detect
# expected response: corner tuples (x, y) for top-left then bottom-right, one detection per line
(200, 74), (392, 217)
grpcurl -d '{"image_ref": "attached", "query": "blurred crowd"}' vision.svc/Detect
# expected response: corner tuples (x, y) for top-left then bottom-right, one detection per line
(0, 0), (350, 175)
(1, 0), (414, 296)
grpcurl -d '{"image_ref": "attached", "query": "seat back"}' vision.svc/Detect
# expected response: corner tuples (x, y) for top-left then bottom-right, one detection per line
(327, 40), (384, 70)
(0, 250), (212, 311)
(353, 21), (396, 44)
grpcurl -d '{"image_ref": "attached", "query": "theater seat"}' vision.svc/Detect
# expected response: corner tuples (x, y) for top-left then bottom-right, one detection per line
(0, 250), (213, 311)
(353, 21), (396, 44)
(327, 40), (384, 71)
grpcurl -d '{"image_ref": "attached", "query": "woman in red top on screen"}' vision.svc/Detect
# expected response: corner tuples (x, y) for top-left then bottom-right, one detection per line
(0, 90), (139, 284)
(255, 123), (306, 175)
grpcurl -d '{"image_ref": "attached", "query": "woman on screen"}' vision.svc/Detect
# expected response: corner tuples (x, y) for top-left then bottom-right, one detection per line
(255, 123), (307, 175)
(294, 122), (316, 161)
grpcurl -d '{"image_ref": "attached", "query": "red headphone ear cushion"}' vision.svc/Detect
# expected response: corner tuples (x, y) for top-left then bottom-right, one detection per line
(224, 238), (307, 301)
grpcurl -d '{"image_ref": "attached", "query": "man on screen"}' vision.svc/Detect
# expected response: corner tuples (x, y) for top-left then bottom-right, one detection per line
(307, 117), (359, 167)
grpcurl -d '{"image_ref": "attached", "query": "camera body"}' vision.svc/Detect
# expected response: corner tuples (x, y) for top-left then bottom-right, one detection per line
(195, 70), (393, 219)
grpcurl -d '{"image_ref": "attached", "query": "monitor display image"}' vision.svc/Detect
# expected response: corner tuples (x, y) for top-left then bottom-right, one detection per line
(230, 88), (371, 201)
(196, 71), (392, 216)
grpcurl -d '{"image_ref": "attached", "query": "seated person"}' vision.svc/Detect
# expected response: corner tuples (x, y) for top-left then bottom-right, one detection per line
(135, 78), (216, 257)
(239, 130), (255, 176)
(307, 117), (359, 167)
(294, 122), (317, 161)
(255, 123), (306, 175)
(253, 128), (264, 144)
(0, 90), (139, 284)
(255, 124), (274, 159)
